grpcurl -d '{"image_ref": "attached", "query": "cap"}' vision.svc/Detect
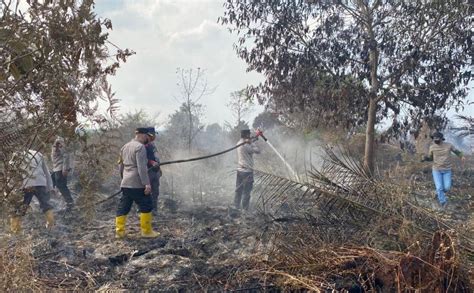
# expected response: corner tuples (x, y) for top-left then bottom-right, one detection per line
(430, 131), (445, 140)
(241, 129), (251, 138)
(135, 127), (148, 134)
(146, 127), (156, 137)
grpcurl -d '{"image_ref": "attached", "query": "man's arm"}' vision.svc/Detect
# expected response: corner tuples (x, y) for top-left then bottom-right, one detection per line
(451, 146), (466, 166)
(421, 146), (434, 162)
(451, 146), (463, 158)
(42, 156), (54, 192)
(251, 143), (261, 154)
(61, 147), (72, 176)
(137, 146), (151, 186)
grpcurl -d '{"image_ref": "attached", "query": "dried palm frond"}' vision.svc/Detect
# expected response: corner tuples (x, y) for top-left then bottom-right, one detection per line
(452, 115), (474, 137)
(253, 145), (473, 252)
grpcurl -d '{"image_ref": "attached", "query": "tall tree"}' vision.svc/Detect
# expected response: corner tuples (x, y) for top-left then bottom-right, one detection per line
(0, 0), (132, 199)
(166, 102), (204, 151)
(227, 89), (253, 128)
(174, 68), (213, 152)
(220, 0), (472, 173)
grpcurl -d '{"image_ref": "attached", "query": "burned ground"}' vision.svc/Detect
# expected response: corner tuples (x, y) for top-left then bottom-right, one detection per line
(0, 152), (473, 292)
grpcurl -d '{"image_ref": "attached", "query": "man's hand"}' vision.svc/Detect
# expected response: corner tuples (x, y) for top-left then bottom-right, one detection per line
(62, 170), (69, 177)
(244, 138), (251, 144)
(461, 156), (466, 169)
(150, 161), (160, 171)
(144, 184), (152, 195)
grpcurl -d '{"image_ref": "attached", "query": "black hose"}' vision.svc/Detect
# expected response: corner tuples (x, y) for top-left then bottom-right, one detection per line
(85, 140), (253, 207)
(159, 141), (247, 166)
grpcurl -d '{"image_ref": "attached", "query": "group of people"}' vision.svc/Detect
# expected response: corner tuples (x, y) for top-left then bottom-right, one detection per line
(8, 126), (465, 237)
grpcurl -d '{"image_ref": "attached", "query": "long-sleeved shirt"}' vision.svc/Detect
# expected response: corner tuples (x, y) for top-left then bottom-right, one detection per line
(19, 150), (53, 191)
(237, 138), (260, 172)
(428, 142), (463, 170)
(119, 139), (150, 188)
(51, 138), (71, 172)
(145, 142), (162, 177)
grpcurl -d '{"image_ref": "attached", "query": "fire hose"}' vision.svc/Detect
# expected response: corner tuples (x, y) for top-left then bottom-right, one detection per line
(89, 130), (267, 206)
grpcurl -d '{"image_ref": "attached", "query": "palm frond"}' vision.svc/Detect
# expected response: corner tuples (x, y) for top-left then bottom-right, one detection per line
(253, 145), (473, 252)
(452, 115), (474, 137)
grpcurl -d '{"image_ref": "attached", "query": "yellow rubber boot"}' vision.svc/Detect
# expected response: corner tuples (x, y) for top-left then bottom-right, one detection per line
(10, 217), (22, 234)
(140, 212), (160, 238)
(45, 210), (55, 229)
(115, 215), (127, 239)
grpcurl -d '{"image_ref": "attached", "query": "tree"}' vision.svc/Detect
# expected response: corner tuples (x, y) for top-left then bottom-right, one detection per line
(227, 89), (253, 128)
(117, 110), (160, 145)
(174, 68), (213, 152)
(166, 103), (204, 150)
(220, 1), (472, 173)
(253, 111), (282, 130)
(0, 0), (132, 199)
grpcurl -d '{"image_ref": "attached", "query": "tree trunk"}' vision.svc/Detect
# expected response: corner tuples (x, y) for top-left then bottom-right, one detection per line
(364, 97), (377, 174)
(362, 2), (379, 175)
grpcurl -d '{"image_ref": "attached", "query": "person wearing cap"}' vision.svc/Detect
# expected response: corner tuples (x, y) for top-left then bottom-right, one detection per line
(423, 131), (465, 208)
(51, 136), (74, 209)
(10, 148), (55, 234)
(145, 127), (162, 214)
(234, 129), (260, 210)
(115, 127), (159, 239)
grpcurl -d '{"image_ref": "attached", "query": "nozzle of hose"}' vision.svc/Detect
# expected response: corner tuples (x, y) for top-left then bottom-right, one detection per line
(255, 129), (268, 141)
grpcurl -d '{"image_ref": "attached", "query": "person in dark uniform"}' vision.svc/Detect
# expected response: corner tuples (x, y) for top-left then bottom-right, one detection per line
(145, 127), (162, 214)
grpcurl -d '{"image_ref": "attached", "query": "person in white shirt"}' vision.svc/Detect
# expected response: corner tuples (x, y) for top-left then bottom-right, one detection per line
(234, 129), (260, 210)
(10, 149), (55, 234)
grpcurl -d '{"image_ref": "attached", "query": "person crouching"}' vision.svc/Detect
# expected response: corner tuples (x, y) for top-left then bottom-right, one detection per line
(115, 128), (160, 239)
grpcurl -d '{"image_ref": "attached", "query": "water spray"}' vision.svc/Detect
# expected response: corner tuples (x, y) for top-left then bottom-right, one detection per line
(254, 128), (300, 182)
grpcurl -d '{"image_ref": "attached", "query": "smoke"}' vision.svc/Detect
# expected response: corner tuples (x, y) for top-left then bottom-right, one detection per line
(155, 123), (325, 208)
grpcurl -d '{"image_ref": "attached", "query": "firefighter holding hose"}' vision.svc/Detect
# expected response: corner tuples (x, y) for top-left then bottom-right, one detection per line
(234, 129), (262, 211)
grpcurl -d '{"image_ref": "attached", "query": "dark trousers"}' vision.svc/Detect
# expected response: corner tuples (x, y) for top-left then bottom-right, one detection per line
(148, 171), (160, 212)
(234, 171), (254, 210)
(23, 186), (53, 214)
(52, 171), (74, 204)
(117, 188), (153, 216)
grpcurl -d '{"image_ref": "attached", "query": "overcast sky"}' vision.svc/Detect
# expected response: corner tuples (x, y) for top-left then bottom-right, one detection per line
(94, 0), (473, 128)
(94, 0), (264, 127)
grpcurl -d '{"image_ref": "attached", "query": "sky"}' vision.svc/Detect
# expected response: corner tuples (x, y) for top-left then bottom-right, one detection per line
(94, 0), (264, 127)
(93, 0), (473, 128)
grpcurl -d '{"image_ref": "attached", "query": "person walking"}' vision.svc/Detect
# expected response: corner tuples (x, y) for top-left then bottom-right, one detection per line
(423, 131), (465, 209)
(51, 136), (74, 209)
(234, 129), (260, 211)
(10, 149), (55, 233)
(115, 128), (160, 239)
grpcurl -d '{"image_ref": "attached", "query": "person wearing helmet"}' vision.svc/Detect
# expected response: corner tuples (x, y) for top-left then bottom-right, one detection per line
(423, 131), (465, 209)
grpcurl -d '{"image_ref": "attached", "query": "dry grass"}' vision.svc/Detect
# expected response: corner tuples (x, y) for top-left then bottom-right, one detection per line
(0, 240), (46, 292)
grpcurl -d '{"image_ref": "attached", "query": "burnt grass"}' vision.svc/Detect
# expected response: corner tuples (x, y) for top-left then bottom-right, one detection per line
(1, 159), (473, 292)
(1, 191), (277, 292)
